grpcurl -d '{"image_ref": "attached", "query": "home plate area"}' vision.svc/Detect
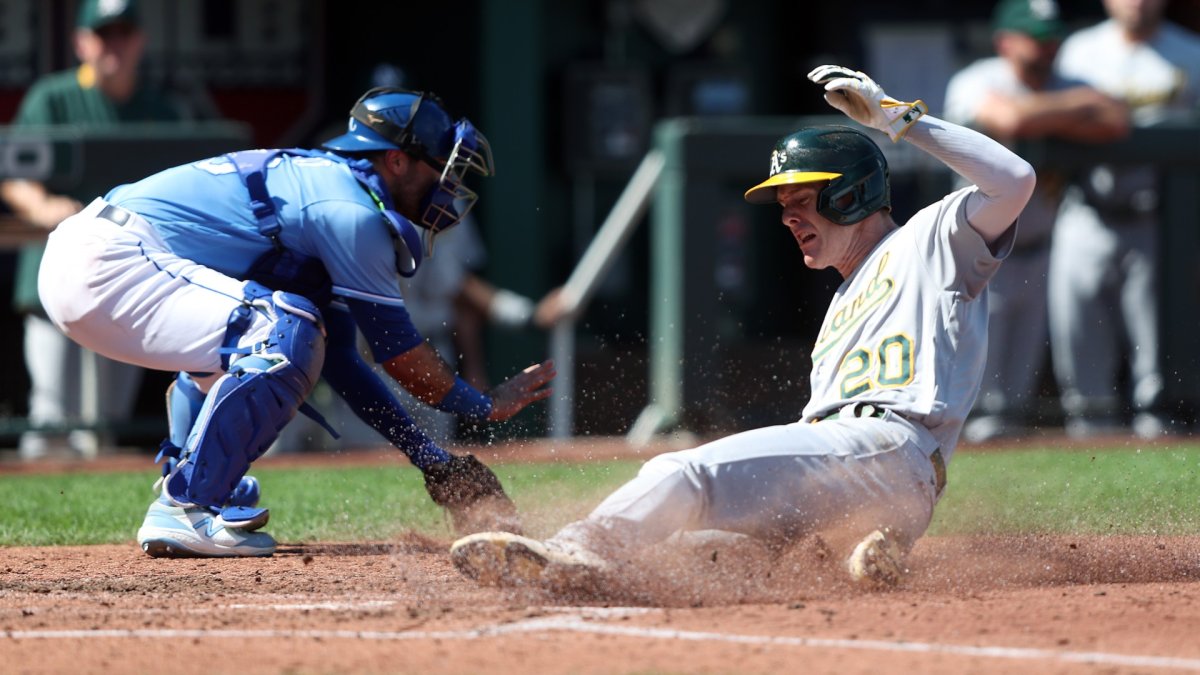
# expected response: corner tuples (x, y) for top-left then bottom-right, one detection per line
(3, 533), (1200, 674)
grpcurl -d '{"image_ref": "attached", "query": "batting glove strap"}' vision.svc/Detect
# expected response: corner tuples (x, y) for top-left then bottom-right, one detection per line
(880, 98), (928, 142)
(807, 64), (927, 142)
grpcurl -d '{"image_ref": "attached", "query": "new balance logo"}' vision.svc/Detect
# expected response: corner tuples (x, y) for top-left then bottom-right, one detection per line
(194, 517), (225, 538)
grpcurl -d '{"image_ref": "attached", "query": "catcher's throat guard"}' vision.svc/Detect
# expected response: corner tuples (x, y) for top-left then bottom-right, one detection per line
(744, 126), (890, 225)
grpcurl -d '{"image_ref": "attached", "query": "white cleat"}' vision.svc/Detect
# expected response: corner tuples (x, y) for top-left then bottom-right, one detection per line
(846, 529), (905, 586)
(136, 498), (276, 558)
(450, 531), (608, 589)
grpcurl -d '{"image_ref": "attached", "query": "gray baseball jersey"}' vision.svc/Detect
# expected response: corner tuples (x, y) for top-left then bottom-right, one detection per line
(943, 57), (1070, 425)
(1048, 19), (1200, 424)
(801, 186), (1006, 459)
(550, 185), (1013, 554)
(1055, 19), (1200, 210)
(944, 56), (1071, 246)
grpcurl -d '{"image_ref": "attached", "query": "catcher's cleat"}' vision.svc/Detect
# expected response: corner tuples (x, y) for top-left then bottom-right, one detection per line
(846, 529), (905, 586)
(450, 531), (608, 589)
(137, 497), (276, 558)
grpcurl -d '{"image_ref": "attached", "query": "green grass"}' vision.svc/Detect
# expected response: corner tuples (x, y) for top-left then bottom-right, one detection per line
(930, 445), (1200, 535)
(0, 460), (641, 546)
(3, 444), (1200, 547)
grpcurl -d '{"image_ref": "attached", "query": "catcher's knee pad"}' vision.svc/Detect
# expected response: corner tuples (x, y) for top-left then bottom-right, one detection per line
(166, 372), (207, 448)
(165, 291), (326, 508)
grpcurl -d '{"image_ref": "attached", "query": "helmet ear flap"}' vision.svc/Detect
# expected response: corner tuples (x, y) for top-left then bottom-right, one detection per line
(817, 154), (890, 225)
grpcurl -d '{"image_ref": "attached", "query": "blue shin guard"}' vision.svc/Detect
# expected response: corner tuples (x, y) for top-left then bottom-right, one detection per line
(162, 373), (263, 509)
(164, 290), (325, 512)
(166, 372), (206, 448)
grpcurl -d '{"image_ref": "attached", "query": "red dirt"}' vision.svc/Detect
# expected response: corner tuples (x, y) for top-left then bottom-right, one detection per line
(3, 437), (1200, 674)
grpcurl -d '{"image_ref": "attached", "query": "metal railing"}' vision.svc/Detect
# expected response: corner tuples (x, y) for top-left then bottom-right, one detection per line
(546, 150), (665, 438)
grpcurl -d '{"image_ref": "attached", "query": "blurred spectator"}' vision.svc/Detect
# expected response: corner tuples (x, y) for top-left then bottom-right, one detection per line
(944, 0), (1129, 442)
(393, 214), (564, 444)
(0, 0), (203, 459)
(271, 64), (564, 452)
(1048, 0), (1200, 438)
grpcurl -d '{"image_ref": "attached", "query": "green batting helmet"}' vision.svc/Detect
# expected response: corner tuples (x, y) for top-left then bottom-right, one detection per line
(744, 126), (890, 225)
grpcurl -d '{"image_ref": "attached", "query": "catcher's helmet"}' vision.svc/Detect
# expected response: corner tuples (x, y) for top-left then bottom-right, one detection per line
(323, 88), (494, 240)
(743, 126), (890, 225)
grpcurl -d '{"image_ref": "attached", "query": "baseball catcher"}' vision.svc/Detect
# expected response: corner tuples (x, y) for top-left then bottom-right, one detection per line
(37, 87), (554, 557)
(450, 65), (1035, 588)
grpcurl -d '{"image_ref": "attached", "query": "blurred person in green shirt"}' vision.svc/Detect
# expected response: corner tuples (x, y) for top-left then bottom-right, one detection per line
(1, 0), (198, 459)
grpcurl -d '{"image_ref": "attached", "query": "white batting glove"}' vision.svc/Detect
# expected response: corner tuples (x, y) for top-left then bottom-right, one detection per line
(807, 65), (927, 142)
(488, 288), (535, 328)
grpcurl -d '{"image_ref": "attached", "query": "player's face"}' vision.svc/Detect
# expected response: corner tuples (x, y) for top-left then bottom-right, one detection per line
(75, 22), (145, 83)
(387, 152), (442, 223)
(1103, 0), (1166, 35)
(777, 183), (860, 273)
(995, 31), (1060, 88)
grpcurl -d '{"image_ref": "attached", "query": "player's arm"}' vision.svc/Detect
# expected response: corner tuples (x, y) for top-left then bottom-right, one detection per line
(0, 83), (83, 228)
(903, 116), (1035, 244)
(320, 306), (445, 467)
(344, 297), (555, 422)
(0, 179), (81, 229)
(809, 65), (1035, 245)
(382, 342), (555, 422)
(973, 88), (1130, 142)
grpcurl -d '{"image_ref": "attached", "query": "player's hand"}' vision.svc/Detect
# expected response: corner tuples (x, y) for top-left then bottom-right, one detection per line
(807, 65), (927, 142)
(532, 287), (567, 329)
(487, 359), (556, 421)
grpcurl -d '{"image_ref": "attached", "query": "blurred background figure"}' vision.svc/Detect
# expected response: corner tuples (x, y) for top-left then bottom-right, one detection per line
(1047, 0), (1200, 439)
(944, 0), (1129, 443)
(0, 0), (199, 459)
(396, 212), (563, 444)
(270, 63), (564, 453)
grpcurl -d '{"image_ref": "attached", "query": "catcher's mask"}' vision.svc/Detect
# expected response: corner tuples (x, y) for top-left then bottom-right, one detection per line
(323, 87), (494, 252)
(743, 125), (890, 225)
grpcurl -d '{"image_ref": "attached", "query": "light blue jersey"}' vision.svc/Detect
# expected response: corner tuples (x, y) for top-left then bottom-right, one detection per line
(106, 153), (404, 308)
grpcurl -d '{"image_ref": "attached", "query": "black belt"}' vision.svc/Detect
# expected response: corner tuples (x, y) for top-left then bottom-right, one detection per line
(817, 402), (947, 497)
(97, 204), (133, 227)
(815, 402), (887, 422)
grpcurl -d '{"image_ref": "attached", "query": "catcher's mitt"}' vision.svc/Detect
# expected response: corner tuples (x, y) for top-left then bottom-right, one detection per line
(423, 454), (524, 535)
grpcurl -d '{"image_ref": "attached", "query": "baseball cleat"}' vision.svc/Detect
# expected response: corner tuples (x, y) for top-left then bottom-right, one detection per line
(450, 531), (608, 588)
(846, 529), (905, 586)
(136, 497), (276, 558)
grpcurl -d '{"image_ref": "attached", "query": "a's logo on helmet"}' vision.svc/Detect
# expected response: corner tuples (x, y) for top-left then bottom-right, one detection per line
(1030, 0), (1059, 20)
(770, 149), (785, 176)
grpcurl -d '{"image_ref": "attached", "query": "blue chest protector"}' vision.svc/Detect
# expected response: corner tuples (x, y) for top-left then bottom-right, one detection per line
(229, 148), (426, 305)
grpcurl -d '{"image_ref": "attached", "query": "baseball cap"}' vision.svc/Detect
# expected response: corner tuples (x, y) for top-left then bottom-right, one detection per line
(992, 0), (1067, 41)
(76, 0), (140, 31)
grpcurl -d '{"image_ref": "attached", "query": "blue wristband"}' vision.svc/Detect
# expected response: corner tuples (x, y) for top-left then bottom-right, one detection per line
(436, 377), (494, 422)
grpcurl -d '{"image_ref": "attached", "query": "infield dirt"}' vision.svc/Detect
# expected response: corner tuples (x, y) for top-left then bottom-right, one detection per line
(3, 437), (1200, 674)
